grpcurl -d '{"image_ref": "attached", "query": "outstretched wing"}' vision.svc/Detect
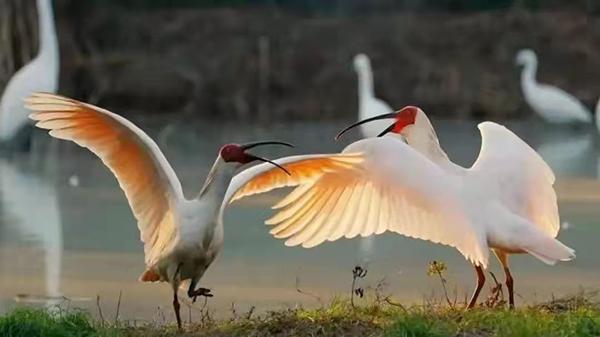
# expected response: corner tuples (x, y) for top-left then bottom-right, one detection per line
(26, 93), (184, 266)
(470, 122), (559, 237)
(224, 136), (489, 267)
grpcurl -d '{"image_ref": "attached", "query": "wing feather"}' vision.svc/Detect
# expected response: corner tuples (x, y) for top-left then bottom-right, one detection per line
(223, 136), (489, 267)
(27, 93), (184, 266)
(470, 122), (559, 237)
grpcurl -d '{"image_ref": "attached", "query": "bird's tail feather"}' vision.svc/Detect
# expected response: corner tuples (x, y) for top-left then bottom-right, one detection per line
(523, 235), (575, 265)
(491, 204), (575, 265)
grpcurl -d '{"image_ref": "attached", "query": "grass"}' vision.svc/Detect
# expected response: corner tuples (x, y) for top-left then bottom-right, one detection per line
(2, 293), (600, 337)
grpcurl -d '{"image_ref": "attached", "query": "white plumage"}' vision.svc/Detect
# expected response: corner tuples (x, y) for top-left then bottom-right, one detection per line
(0, 0), (59, 143)
(353, 54), (395, 137)
(26, 93), (291, 329)
(224, 106), (574, 309)
(516, 49), (591, 124)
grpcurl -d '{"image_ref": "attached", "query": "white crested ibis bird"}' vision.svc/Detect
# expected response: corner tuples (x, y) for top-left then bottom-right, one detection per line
(0, 0), (59, 147)
(516, 49), (592, 124)
(222, 106), (575, 309)
(26, 93), (293, 329)
(353, 54), (395, 138)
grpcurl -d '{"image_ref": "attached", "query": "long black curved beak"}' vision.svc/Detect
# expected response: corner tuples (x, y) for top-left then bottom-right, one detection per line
(335, 112), (397, 141)
(240, 141), (294, 176)
(240, 140), (294, 150)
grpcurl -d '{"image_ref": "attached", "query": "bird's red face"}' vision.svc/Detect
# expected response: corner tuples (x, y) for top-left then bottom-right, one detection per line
(336, 105), (420, 140)
(220, 144), (249, 163)
(219, 141), (294, 174)
(390, 106), (418, 134)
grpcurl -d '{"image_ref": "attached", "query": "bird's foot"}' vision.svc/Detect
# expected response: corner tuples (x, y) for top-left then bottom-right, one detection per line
(190, 287), (213, 303)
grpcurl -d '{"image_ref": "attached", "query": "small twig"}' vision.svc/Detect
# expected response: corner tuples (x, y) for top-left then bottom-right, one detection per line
(230, 302), (238, 319)
(437, 272), (453, 307)
(246, 306), (256, 320)
(96, 295), (105, 326)
(427, 261), (454, 308)
(452, 285), (459, 307)
(485, 271), (504, 308)
(201, 296), (209, 311)
(384, 296), (408, 313)
(114, 290), (122, 324)
(295, 276), (323, 304)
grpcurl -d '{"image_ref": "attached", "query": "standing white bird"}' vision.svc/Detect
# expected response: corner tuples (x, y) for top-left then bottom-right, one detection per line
(25, 93), (292, 329)
(223, 106), (575, 309)
(353, 54), (395, 138)
(0, 0), (59, 145)
(516, 49), (591, 124)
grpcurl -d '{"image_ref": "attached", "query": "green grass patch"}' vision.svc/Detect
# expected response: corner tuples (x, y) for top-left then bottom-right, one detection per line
(2, 295), (600, 337)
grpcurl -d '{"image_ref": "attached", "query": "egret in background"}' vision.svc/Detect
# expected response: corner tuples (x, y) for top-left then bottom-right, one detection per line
(26, 93), (293, 329)
(224, 106), (574, 309)
(353, 54), (395, 138)
(516, 49), (591, 124)
(0, 0), (59, 147)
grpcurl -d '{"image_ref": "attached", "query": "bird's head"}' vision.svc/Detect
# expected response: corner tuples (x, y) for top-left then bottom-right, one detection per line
(515, 49), (536, 67)
(336, 105), (424, 140)
(353, 54), (370, 72)
(219, 141), (293, 175)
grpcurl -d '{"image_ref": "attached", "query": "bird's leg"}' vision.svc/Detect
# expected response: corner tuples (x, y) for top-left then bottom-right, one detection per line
(173, 291), (182, 330)
(505, 267), (514, 309)
(495, 250), (514, 309)
(187, 278), (213, 303)
(487, 271), (504, 305)
(172, 263), (183, 329)
(467, 265), (485, 309)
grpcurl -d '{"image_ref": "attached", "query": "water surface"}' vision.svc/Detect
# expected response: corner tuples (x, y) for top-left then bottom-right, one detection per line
(1, 118), (599, 322)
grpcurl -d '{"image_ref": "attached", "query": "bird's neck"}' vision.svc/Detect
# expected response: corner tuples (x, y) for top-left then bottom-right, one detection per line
(36, 0), (59, 64)
(521, 60), (537, 91)
(197, 157), (237, 202)
(357, 67), (375, 108)
(405, 119), (462, 173)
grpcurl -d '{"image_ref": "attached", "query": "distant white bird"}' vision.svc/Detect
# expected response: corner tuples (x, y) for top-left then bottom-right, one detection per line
(224, 106), (575, 309)
(26, 93), (292, 329)
(516, 49), (591, 124)
(0, 0), (59, 145)
(353, 54), (395, 138)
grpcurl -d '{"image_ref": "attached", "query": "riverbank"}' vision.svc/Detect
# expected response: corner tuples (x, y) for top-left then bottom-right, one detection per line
(1, 293), (598, 337)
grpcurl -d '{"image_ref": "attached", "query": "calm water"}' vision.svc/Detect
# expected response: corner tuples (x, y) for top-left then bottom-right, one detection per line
(1, 117), (600, 322)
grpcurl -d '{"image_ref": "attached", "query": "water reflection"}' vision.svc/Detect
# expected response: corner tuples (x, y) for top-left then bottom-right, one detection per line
(0, 149), (63, 308)
(537, 132), (593, 178)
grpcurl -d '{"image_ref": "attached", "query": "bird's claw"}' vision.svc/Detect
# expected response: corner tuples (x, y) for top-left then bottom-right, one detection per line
(190, 287), (213, 303)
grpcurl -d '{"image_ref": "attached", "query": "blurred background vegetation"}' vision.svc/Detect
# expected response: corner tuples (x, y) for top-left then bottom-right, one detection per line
(1, 0), (600, 121)
(60, 0), (597, 12)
